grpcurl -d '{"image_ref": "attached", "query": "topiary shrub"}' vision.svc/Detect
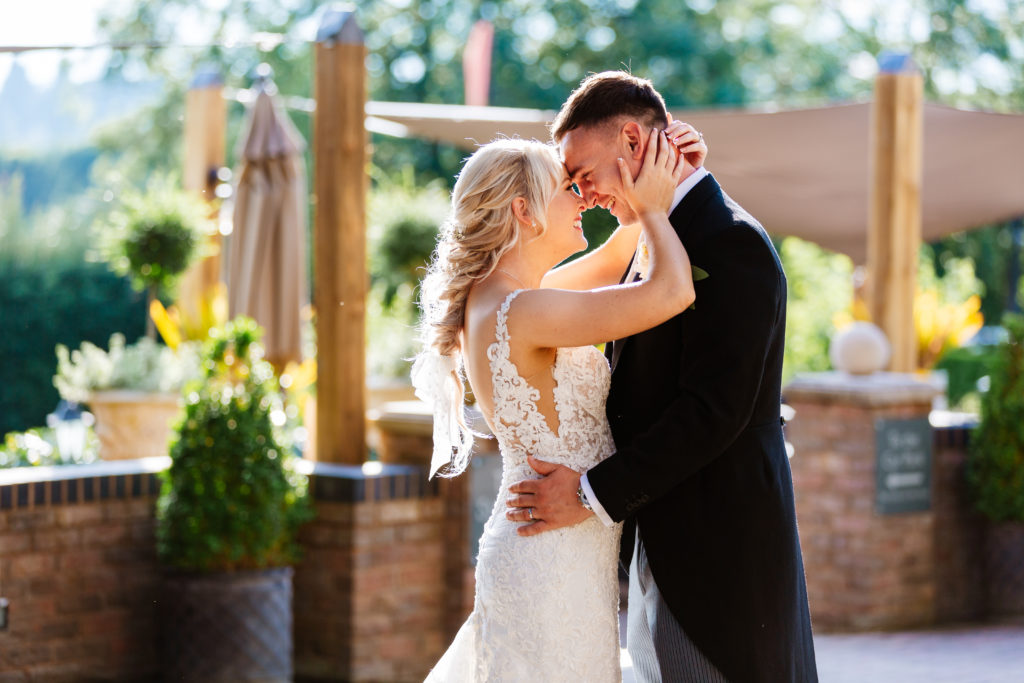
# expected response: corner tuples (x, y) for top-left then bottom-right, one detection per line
(99, 177), (209, 339)
(968, 313), (1024, 522)
(157, 317), (313, 572)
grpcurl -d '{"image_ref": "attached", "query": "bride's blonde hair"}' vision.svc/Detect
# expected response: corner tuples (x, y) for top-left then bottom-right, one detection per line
(414, 138), (564, 477)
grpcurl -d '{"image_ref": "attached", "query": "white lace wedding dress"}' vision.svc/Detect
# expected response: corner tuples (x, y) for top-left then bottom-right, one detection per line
(426, 290), (623, 682)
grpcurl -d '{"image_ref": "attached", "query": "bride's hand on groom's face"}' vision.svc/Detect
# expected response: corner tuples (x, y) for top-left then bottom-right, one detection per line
(506, 456), (592, 536)
(618, 129), (686, 216)
(665, 115), (707, 170)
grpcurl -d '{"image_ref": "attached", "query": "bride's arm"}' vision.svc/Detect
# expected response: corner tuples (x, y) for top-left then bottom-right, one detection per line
(540, 119), (706, 291)
(513, 130), (695, 349)
(540, 223), (640, 290)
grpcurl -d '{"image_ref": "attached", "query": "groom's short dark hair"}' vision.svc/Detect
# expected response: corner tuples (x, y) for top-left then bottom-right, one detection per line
(551, 71), (669, 142)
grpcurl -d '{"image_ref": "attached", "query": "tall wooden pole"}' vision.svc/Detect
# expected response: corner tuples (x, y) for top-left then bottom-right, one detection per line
(313, 8), (367, 463)
(179, 71), (226, 326)
(867, 53), (923, 373)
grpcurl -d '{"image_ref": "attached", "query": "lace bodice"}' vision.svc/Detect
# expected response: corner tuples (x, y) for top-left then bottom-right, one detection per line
(426, 288), (622, 682)
(487, 289), (616, 478)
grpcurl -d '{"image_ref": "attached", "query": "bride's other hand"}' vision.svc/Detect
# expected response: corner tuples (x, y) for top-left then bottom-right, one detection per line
(665, 114), (707, 169)
(617, 128), (687, 217)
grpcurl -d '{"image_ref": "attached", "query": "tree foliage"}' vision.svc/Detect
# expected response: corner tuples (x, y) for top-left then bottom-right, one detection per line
(2, 0), (1018, 400)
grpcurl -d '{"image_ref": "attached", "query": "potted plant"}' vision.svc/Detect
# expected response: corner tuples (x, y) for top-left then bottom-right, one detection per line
(968, 312), (1024, 616)
(157, 317), (312, 681)
(53, 334), (200, 460)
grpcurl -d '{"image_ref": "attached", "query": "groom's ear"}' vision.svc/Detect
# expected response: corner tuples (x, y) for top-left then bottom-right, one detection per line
(621, 121), (646, 162)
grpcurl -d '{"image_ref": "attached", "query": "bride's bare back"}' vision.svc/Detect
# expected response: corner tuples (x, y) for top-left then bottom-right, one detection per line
(464, 282), (561, 437)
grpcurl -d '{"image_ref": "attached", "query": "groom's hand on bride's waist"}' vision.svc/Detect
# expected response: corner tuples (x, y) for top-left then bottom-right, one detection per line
(506, 456), (593, 536)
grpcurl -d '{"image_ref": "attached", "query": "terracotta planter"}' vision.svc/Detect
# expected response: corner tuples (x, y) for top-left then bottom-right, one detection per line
(87, 391), (181, 460)
(985, 520), (1024, 617)
(160, 567), (293, 682)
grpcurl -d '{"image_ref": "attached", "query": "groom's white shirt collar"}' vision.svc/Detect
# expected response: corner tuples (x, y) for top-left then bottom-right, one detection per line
(580, 165), (710, 528)
(669, 166), (709, 215)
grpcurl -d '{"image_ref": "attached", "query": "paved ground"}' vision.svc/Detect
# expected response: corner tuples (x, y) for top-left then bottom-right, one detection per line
(619, 614), (1024, 682)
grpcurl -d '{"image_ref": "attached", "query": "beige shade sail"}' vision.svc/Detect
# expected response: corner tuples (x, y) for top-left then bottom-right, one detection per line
(365, 101), (1024, 263)
(227, 89), (308, 368)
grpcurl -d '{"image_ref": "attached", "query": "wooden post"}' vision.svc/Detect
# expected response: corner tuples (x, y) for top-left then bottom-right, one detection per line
(867, 53), (923, 373)
(313, 8), (367, 463)
(179, 71), (226, 325)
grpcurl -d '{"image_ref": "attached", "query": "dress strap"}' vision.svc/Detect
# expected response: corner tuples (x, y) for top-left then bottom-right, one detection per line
(493, 288), (526, 352)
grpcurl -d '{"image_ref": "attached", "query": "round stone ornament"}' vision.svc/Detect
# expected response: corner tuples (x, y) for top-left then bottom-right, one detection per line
(829, 322), (891, 375)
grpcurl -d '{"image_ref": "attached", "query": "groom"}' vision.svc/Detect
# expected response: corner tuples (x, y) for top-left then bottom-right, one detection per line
(508, 71), (818, 682)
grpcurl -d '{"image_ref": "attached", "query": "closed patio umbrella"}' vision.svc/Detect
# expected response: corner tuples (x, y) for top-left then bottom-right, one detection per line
(227, 87), (308, 369)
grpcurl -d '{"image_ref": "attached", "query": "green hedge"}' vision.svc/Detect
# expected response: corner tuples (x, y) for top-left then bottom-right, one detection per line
(968, 314), (1024, 522)
(935, 344), (1000, 407)
(0, 260), (145, 436)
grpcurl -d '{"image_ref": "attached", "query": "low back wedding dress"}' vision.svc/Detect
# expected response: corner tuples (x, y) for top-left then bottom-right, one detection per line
(425, 289), (623, 682)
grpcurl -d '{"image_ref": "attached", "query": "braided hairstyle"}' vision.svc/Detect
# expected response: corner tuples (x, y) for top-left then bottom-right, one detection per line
(415, 138), (563, 476)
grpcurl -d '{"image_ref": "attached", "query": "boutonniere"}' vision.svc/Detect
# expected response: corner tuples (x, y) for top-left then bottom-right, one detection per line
(635, 234), (709, 310)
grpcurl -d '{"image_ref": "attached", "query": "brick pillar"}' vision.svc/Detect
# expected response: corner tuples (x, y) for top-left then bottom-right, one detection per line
(293, 463), (446, 682)
(784, 371), (942, 631)
(367, 400), (495, 641)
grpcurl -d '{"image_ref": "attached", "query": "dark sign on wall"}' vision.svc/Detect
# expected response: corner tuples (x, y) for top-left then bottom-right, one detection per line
(875, 417), (932, 514)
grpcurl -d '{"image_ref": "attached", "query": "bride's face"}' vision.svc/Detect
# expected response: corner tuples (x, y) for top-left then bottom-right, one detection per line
(541, 173), (587, 263)
(560, 123), (638, 225)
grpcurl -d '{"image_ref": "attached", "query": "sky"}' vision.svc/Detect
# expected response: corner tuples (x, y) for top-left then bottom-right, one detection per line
(0, 0), (123, 87)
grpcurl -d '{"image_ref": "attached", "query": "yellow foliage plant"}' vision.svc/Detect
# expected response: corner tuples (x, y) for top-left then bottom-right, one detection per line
(149, 282), (229, 350)
(915, 290), (983, 370)
(153, 288), (317, 427)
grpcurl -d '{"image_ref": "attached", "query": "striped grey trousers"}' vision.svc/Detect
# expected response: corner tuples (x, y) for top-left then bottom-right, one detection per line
(627, 532), (730, 683)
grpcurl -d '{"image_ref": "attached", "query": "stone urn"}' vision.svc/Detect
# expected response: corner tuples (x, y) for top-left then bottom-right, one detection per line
(985, 521), (1024, 616)
(87, 390), (181, 460)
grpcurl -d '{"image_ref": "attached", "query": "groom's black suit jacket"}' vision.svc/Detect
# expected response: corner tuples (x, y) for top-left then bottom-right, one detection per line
(589, 174), (818, 682)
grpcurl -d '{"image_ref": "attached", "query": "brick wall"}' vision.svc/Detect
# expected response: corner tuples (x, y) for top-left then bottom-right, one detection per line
(2, 387), (986, 677)
(0, 461), (164, 681)
(784, 372), (983, 632)
(0, 456), (464, 682)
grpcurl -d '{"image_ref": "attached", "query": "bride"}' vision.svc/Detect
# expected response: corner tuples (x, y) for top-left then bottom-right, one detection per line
(413, 124), (703, 681)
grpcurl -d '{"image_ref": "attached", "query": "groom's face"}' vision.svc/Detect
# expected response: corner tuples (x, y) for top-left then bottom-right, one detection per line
(560, 121), (643, 225)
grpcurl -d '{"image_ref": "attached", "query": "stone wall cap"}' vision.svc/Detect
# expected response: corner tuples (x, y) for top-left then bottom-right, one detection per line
(930, 410), (979, 429)
(293, 458), (420, 480)
(368, 400), (494, 436)
(0, 455), (171, 486)
(784, 371), (943, 406)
